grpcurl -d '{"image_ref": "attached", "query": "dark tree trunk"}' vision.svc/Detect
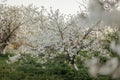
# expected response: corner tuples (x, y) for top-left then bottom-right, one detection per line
(0, 43), (7, 54)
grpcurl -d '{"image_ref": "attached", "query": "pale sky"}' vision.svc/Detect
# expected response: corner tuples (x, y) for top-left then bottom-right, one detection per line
(2, 0), (80, 14)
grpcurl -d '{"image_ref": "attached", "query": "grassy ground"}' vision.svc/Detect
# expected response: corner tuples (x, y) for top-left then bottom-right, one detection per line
(0, 53), (113, 80)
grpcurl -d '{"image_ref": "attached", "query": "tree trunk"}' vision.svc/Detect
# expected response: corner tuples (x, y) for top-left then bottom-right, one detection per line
(0, 43), (7, 54)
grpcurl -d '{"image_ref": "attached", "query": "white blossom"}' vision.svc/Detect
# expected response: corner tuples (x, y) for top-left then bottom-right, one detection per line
(7, 54), (21, 64)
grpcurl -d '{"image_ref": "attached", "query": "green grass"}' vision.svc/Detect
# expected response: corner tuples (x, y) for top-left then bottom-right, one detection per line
(0, 53), (113, 80)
